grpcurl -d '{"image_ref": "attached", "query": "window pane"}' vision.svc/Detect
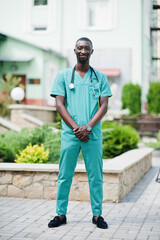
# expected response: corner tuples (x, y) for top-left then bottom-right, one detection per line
(34, 26), (47, 31)
(88, 2), (96, 26)
(87, 0), (111, 28)
(34, 0), (48, 6)
(29, 79), (40, 84)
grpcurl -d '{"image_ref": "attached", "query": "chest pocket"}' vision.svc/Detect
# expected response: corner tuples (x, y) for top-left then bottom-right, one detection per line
(90, 83), (100, 99)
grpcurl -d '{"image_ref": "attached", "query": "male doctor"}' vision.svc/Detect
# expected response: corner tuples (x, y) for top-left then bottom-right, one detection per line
(48, 37), (112, 229)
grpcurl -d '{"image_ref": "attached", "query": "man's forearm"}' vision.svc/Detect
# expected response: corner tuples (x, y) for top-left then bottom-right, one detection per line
(56, 103), (78, 130)
(88, 105), (107, 128)
(88, 97), (108, 128)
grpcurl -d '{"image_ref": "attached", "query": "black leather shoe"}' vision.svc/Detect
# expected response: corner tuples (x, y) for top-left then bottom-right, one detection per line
(48, 216), (67, 228)
(92, 216), (108, 229)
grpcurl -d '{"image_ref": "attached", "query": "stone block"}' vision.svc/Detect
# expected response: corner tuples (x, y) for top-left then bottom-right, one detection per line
(72, 176), (78, 185)
(25, 183), (43, 198)
(103, 183), (119, 203)
(0, 185), (7, 196)
(44, 186), (57, 200)
(41, 180), (56, 187)
(79, 182), (90, 201)
(75, 173), (88, 182)
(33, 173), (49, 182)
(48, 173), (58, 181)
(0, 172), (12, 184)
(8, 185), (25, 198)
(79, 189), (90, 201)
(79, 182), (89, 192)
(13, 175), (32, 188)
(69, 185), (80, 200)
(103, 173), (119, 183)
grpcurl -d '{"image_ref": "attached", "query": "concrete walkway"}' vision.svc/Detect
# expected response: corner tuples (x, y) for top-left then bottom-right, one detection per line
(0, 154), (160, 240)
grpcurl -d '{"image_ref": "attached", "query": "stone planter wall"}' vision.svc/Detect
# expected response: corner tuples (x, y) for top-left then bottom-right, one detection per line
(0, 148), (153, 203)
(9, 104), (57, 128)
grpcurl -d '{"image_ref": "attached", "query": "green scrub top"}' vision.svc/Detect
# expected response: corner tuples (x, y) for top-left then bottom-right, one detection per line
(50, 67), (112, 140)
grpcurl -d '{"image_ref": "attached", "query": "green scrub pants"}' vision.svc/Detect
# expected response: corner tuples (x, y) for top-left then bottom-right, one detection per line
(56, 137), (103, 216)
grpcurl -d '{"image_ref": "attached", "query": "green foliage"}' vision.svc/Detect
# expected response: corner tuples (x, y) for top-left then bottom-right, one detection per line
(0, 142), (15, 162)
(0, 123), (61, 163)
(1, 73), (24, 93)
(157, 131), (160, 142)
(102, 121), (119, 129)
(0, 73), (24, 116)
(0, 120), (140, 163)
(102, 121), (139, 158)
(0, 128), (32, 162)
(145, 142), (160, 149)
(147, 82), (160, 114)
(144, 131), (160, 149)
(15, 144), (49, 163)
(122, 83), (141, 115)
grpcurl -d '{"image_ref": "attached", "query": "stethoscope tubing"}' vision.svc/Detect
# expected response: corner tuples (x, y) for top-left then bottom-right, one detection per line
(69, 65), (99, 89)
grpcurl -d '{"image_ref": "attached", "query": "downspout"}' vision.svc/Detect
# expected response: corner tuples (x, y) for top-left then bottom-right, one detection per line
(60, 0), (64, 56)
(141, 0), (145, 113)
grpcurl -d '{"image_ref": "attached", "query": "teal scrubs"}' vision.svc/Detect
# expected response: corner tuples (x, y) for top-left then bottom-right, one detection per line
(50, 67), (112, 216)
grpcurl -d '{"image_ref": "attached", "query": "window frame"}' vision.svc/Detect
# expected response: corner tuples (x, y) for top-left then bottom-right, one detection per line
(24, 0), (56, 35)
(78, 0), (117, 31)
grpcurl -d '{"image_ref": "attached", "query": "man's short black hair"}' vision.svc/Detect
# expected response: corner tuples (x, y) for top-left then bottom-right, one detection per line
(75, 37), (93, 48)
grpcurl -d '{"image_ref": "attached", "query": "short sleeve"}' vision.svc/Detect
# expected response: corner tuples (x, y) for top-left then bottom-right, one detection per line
(100, 74), (112, 98)
(50, 72), (66, 98)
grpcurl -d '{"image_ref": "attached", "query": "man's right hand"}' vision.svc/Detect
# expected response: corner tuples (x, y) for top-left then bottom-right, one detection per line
(73, 126), (90, 142)
(80, 135), (89, 142)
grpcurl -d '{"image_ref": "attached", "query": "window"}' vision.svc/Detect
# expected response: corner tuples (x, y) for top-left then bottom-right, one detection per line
(34, 0), (48, 6)
(80, 0), (117, 30)
(25, 0), (56, 34)
(29, 78), (40, 84)
(34, 26), (47, 31)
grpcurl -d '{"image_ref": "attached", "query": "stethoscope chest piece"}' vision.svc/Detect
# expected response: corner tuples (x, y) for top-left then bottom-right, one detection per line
(69, 83), (74, 90)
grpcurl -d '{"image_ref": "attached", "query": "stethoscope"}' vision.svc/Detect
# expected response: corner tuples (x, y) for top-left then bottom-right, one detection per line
(69, 65), (100, 97)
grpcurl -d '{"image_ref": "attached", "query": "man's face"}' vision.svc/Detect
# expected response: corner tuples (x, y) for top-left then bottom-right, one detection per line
(74, 40), (93, 64)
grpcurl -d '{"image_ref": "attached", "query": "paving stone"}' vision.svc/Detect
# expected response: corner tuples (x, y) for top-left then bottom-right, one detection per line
(0, 157), (159, 240)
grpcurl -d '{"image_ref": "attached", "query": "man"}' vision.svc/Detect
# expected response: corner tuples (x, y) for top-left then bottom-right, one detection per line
(48, 37), (112, 229)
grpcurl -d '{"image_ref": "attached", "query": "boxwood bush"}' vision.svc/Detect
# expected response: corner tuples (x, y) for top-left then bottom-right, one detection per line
(122, 83), (141, 115)
(147, 82), (160, 114)
(102, 121), (139, 158)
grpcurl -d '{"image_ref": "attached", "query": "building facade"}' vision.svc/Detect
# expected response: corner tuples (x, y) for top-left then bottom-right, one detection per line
(0, 0), (153, 110)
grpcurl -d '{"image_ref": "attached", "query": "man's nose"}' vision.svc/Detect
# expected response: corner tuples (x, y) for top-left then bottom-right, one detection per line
(81, 48), (87, 54)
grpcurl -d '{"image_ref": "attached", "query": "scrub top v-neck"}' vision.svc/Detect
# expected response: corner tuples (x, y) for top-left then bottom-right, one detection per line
(50, 67), (112, 140)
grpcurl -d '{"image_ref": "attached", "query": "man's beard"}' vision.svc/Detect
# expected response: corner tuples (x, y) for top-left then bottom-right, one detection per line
(77, 55), (89, 64)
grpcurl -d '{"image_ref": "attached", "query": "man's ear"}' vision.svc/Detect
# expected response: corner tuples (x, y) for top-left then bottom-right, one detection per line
(74, 49), (76, 54)
(91, 49), (94, 55)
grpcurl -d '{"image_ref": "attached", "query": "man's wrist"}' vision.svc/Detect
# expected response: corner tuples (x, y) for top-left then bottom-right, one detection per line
(85, 124), (92, 132)
(72, 124), (78, 130)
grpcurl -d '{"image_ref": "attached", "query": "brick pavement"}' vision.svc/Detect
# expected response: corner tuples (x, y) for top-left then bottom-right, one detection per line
(0, 155), (160, 240)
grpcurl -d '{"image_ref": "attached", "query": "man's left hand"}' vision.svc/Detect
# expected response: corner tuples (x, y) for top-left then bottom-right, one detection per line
(73, 126), (91, 140)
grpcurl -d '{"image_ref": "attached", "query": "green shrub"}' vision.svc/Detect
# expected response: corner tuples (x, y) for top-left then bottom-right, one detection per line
(0, 121), (139, 163)
(157, 131), (160, 141)
(147, 82), (160, 114)
(0, 142), (15, 162)
(0, 123), (61, 163)
(0, 74), (24, 117)
(144, 131), (160, 149)
(145, 142), (160, 149)
(122, 83), (141, 115)
(0, 128), (31, 162)
(102, 121), (139, 158)
(15, 144), (49, 163)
